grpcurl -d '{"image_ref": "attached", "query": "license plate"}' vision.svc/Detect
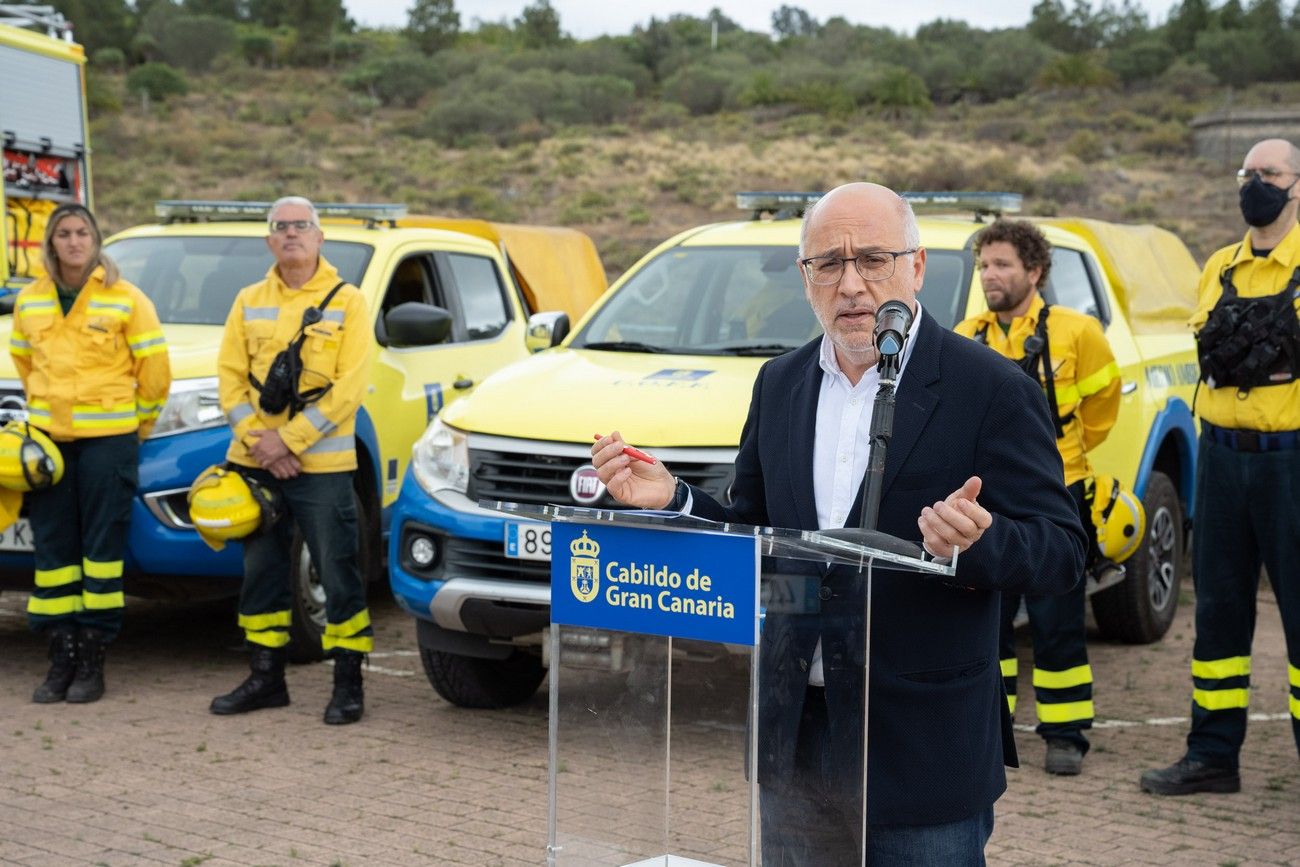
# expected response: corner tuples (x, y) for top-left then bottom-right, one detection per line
(504, 521), (550, 561)
(0, 518), (33, 552)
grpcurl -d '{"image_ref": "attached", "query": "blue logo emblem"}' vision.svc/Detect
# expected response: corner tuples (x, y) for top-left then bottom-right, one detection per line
(551, 521), (758, 646)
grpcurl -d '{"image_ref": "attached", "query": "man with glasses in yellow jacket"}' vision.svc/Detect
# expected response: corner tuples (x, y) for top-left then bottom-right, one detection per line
(209, 196), (372, 725)
(1142, 138), (1300, 796)
(956, 219), (1120, 776)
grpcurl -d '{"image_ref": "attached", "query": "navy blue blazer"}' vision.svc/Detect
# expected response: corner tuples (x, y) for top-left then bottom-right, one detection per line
(688, 309), (1086, 827)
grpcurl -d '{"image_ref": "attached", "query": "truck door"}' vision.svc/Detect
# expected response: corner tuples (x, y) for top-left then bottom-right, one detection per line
(367, 246), (524, 504)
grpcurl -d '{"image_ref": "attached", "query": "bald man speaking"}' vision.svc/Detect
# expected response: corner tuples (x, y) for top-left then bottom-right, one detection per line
(593, 183), (1085, 864)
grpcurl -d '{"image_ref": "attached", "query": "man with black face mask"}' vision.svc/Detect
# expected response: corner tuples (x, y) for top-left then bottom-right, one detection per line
(1141, 138), (1300, 796)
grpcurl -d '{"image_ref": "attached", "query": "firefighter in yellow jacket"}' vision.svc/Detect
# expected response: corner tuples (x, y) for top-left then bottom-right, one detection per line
(1141, 138), (1300, 796)
(209, 196), (372, 725)
(956, 219), (1120, 775)
(9, 202), (171, 704)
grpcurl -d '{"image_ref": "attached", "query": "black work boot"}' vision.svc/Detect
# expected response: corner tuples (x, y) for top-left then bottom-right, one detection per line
(65, 627), (108, 704)
(210, 646), (290, 715)
(323, 650), (364, 725)
(1045, 738), (1084, 776)
(1139, 757), (1240, 796)
(32, 625), (79, 703)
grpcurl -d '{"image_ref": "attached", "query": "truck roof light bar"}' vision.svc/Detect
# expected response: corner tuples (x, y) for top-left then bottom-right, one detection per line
(737, 190), (1023, 221)
(155, 200), (408, 227)
(900, 191), (1022, 219)
(736, 191), (823, 221)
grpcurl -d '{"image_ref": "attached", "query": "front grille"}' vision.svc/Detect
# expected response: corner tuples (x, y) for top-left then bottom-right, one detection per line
(468, 446), (734, 507)
(441, 534), (550, 583)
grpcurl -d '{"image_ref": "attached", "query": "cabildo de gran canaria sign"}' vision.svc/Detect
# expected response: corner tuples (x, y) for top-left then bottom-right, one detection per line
(551, 520), (759, 646)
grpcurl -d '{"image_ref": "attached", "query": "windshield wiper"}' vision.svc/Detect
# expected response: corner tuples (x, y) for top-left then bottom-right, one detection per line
(580, 340), (671, 353)
(720, 344), (797, 357)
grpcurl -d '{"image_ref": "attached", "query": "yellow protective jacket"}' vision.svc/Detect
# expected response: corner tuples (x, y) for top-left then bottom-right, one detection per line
(1189, 223), (1300, 432)
(956, 294), (1121, 485)
(9, 267), (172, 440)
(218, 258), (369, 473)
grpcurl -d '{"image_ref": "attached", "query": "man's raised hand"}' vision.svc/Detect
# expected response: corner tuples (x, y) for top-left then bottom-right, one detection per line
(918, 475), (992, 559)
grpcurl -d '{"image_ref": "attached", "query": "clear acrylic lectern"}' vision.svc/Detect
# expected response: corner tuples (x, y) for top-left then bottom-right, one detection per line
(482, 501), (957, 867)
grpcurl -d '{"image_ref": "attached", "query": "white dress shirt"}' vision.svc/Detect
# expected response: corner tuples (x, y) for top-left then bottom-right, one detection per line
(808, 304), (921, 685)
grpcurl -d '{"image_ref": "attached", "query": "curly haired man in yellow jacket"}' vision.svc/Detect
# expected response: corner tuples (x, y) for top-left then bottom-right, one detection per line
(209, 196), (372, 725)
(956, 219), (1120, 775)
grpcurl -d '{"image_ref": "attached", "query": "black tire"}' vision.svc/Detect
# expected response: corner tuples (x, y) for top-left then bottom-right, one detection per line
(419, 646), (545, 709)
(1091, 471), (1184, 644)
(286, 487), (375, 664)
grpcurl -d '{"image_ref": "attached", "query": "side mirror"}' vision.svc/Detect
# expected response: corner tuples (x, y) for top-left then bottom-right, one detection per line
(525, 311), (570, 353)
(383, 302), (453, 348)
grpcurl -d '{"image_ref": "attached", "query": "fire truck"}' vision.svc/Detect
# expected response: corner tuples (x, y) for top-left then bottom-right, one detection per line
(1, 6), (90, 296)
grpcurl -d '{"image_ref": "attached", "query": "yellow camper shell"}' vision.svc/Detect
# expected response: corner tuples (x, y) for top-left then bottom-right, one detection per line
(395, 216), (607, 322)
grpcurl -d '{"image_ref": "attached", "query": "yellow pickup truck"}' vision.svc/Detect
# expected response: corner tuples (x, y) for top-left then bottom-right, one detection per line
(0, 200), (606, 660)
(389, 191), (1201, 708)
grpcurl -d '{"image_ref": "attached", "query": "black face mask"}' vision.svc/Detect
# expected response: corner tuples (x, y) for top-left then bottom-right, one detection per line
(1238, 175), (1295, 227)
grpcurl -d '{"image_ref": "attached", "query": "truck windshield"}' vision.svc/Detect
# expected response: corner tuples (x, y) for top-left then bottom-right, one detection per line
(105, 236), (373, 325)
(572, 245), (969, 356)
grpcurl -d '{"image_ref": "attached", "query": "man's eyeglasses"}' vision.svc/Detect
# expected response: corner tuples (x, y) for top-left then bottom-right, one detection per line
(269, 219), (317, 234)
(1236, 167), (1300, 187)
(799, 250), (918, 285)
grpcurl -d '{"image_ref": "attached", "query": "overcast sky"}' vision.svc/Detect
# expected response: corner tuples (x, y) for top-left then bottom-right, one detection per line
(344, 0), (1183, 38)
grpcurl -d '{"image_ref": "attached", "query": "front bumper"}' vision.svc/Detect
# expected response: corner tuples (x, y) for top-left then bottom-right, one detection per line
(388, 469), (551, 636)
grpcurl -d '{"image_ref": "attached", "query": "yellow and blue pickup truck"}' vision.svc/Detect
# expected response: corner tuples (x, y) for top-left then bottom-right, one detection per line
(0, 200), (606, 659)
(388, 191), (1203, 708)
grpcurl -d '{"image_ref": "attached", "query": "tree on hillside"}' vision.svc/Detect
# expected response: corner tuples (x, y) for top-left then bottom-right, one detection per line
(182, 0), (241, 16)
(51, 0), (134, 55)
(1164, 0), (1212, 53)
(1029, 0), (1103, 51)
(772, 5), (818, 40)
(407, 0), (460, 54)
(1216, 0), (1246, 29)
(1095, 0), (1148, 47)
(707, 8), (742, 34)
(1192, 0), (1298, 84)
(516, 0), (563, 49)
(246, 0), (353, 31)
(160, 14), (236, 71)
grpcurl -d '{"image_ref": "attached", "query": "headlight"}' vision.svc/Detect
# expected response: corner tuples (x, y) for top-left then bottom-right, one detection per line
(411, 418), (469, 495)
(149, 377), (226, 438)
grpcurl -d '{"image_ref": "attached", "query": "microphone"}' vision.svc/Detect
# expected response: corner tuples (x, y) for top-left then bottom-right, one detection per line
(874, 300), (914, 357)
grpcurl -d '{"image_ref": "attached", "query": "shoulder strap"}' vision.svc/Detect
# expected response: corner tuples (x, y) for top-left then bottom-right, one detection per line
(1286, 265), (1300, 300)
(1218, 245), (1245, 298)
(1036, 305), (1068, 440)
(319, 280), (348, 310)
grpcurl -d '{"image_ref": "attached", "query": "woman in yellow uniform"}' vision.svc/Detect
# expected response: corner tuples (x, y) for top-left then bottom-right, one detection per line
(9, 203), (171, 703)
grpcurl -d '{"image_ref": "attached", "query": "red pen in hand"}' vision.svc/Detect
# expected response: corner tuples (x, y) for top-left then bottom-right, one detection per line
(594, 434), (656, 464)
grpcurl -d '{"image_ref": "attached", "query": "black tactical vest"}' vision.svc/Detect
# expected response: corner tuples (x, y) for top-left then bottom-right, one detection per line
(1196, 257), (1300, 392)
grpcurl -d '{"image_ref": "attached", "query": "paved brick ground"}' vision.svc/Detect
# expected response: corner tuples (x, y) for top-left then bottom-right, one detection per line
(1, 582), (1296, 866)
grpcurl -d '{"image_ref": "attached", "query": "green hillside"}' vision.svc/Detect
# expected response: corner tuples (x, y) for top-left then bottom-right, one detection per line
(65, 0), (1300, 272)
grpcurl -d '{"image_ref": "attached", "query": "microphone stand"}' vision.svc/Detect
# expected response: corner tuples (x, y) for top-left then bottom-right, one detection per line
(855, 346), (900, 865)
(859, 350), (900, 534)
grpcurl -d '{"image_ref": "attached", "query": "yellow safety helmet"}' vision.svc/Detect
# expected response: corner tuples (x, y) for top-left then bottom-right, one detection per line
(0, 420), (64, 491)
(186, 464), (279, 551)
(1085, 474), (1146, 564)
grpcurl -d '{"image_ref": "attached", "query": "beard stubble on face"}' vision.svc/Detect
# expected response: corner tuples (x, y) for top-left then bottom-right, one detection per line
(984, 273), (1033, 314)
